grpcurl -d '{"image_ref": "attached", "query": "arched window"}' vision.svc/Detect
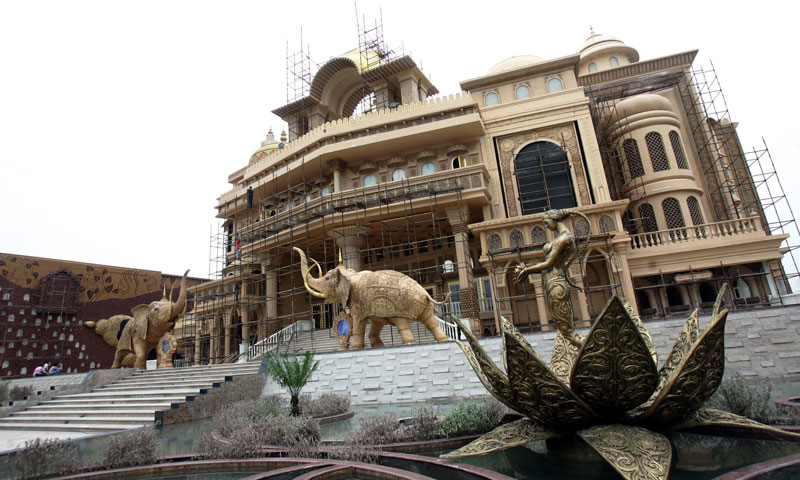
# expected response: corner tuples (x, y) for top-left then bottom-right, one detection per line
(391, 168), (406, 181)
(484, 91), (499, 106)
(574, 218), (590, 237)
(686, 196), (704, 225)
(588, 63), (598, 73)
(734, 278), (752, 299)
(363, 174), (377, 187)
(515, 84), (531, 100)
(699, 282), (716, 303)
(284, 200), (293, 211)
(645, 132), (669, 171)
(609, 56), (619, 67)
(662, 197), (685, 230)
(599, 215), (615, 234)
(623, 139), (644, 178)
(547, 77), (564, 93)
(452, 156), (464, 169)
(442, 260), (455, 274)
(421, 162), (436, 175)
(488, 233), (503, 251)
(509, 229), (524, 248)
(320, 186), (330, 196)
(666, 285), (685, 306)
(514, 141), (577, 215)
(639, 203), (658, 232)
(669, 131), (689, 169)
(304, 194), (312, 203)
(531, 226), (547, 244)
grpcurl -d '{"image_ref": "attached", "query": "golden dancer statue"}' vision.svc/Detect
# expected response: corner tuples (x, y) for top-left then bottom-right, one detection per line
(514, 209), (590, 347)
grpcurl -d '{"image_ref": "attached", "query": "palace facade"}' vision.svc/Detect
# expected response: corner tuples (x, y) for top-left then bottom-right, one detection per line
(184, 32), (791, 364)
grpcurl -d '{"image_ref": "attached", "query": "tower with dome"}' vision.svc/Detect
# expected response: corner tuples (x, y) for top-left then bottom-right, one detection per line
(182, 29), (793, 364)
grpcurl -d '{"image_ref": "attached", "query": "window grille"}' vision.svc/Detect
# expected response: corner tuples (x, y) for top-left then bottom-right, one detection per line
(687, 196), (706, 237)
(623, 139), (644, 178)
(488, 234), (503, 251)
(513, 141), (577, 215)
(599, 215), (615, 233)
(662, 197), (686, 229)
(645, 132), (669, 172)
(574, 218), (590, 237)
(639, 203), (659, 232)
(531, 226), (547, 244)
(509, 229), (524, 248)
(669, 131), (689, 169)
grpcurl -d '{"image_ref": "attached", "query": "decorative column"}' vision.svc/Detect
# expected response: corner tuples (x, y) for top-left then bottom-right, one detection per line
(569, 267), (591, 324)
(263, 257), (278, 338)
(209, 314), (219, 365)
(328, 158), (346, 193)
(241, 308), (251, 349)
(531, 277), (550, 329)
(613, 248), (639, 312)
(223, 308), (232, 358)
(331, 226), (368, 271)
(446, 207), (480, 335)
(194, 324), (201, 366)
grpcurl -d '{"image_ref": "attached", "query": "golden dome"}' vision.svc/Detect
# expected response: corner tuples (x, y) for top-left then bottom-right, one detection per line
(340, 48), (386, 73)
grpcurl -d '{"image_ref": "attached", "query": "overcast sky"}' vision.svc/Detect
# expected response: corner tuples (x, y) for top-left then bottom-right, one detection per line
(1, 1), (798, 282)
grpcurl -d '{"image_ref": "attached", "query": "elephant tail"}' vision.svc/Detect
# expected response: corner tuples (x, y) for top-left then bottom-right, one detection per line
(431, 291), (452, 305)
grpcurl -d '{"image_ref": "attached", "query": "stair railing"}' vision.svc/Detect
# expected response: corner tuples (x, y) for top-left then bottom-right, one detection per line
(246, 321), (302, 361)
(436, 315), (463, 341)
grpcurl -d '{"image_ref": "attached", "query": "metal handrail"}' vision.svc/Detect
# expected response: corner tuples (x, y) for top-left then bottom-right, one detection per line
(246, 321), (301, 361)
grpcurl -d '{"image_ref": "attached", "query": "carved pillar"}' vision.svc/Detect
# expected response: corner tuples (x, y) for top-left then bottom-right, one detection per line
(614, 249), (639, 312)
(331, 226), (368, 271)
(194, 326), (201, 366)
(223, 309), (232, 358)
(241, 308), (251, 348)
(263, 257), (278, 338)
(531, 277), (550, 329)
(328, 159), (346, 193)
(209, 314), (219, 365)
(446, 207), (480, 335)
(570, 268), (591, 324)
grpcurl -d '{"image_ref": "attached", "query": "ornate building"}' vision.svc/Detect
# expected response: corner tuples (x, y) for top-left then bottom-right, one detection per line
(184, 32), (792, 364)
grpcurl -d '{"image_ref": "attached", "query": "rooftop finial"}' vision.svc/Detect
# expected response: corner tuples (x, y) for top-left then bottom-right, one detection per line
(589, 25), (595, 36)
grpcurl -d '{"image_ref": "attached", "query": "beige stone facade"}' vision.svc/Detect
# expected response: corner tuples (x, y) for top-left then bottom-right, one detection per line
(184, 32), (790, 364)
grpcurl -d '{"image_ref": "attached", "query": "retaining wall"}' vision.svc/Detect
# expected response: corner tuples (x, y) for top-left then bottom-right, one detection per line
(262, 305), (800, 405)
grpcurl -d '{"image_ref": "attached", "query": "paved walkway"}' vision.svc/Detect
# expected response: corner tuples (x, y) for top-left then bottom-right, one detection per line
(0, 429), (94, 453)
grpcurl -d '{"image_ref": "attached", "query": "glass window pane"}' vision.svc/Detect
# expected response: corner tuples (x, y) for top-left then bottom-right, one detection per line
(484, 92), (499, 106)
(547, 78), (563, 93)
(363, 174), (377, 187)
(588, 63), (598, 73)
(320, 186), (330, 196)
(421, 162), (436, 175)
(391, 168), (406, 181)
(515, 85), (531, 100)
(609, 56), (619, 67)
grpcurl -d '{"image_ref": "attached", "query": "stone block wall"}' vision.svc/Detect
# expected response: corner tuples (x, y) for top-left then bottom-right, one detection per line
(262, 305), (800, 404)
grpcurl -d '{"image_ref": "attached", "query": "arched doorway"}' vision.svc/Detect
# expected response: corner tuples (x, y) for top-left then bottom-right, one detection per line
(583, 250), (612, 317)
(699, 282), (717, 303)
(666, 285), (685, 307)
(514, 141), (577, 215)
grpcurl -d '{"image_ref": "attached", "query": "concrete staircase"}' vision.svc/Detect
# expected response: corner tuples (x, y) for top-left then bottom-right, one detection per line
(281, 322), (440, 354)
(0, 362), (261, 433)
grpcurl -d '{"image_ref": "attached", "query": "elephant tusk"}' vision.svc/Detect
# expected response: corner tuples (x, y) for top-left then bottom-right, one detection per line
(303, 262), (326, 299)
(166, 284), (174, 321)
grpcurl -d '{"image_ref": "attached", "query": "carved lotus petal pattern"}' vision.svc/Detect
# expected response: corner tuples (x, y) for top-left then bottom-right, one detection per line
(625, 300), (658, 365)
(549, 330), (583, 387)
(451, 318), (522, 413)
(503, 327), (599, 429)
(638, 310), (728, 425)
(579, 424), (672, 480)
(440, 418), (556, 459)
(570, 297), (658, 417)
(672, 408), (800, 442)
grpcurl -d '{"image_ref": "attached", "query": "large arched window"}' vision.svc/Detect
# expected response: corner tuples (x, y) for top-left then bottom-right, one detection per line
(547, 77), (564, 93)
(645, 132), (669, 172)
(484, 91), (499, 106)
(623, 139), (644, 178)
(669, 131), (689, 169)
(514, 141), (577, 215)
(662, 197), (685, 229)
(639, 203), (658, 232)
(391, 168), (406, 181)
(515, 84), (531, 100)
(421, 162), (436, 175)
(686, 196), (704, 225)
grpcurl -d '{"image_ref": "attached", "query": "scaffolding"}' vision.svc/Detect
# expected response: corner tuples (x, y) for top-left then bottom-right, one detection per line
(353, 5), (399, 114)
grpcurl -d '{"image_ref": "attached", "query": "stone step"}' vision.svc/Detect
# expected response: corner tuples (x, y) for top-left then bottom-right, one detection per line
(0, 422), (146, 432)
(45, 396), (187, 405)
(53, 388), (201, 399)
(0, 415), (153, 425)
(98, 380), (224, 390)
(26, 403), (174, 411)
(12, 409), (162, 417)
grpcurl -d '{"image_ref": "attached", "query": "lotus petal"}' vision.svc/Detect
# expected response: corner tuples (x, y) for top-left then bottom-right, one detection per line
(672, 408), (800, 442)
(625, 300), (658, 365)
(633, 308), (700, 414)
(570, 296), (659, 417)
(637, 310), (728, 425)
(549, 330), (583, 387)
(451, 317), (522, 413)
(440, 418), (556, 459)
(579, 424), (672, 480)
(503, 320), (599, 429)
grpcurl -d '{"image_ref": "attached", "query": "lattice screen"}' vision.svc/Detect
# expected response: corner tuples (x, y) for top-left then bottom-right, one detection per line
(599, 215), (615, 233)
(669, 131), (689, 169)
(488, 234), (503, 251)
(662, 197), (686, 229)
(639, 203), (659, 232)
(687, 196), (704, 225)
(531, 226), (547, 244)
(509, 229), (524, 248)
(623, 139), (645, 178)
(645, 132), (669, 172)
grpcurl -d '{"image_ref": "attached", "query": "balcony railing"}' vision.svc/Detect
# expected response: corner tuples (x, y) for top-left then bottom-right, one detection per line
(629, 216), (761, 250)
(237, 165), (490, 247)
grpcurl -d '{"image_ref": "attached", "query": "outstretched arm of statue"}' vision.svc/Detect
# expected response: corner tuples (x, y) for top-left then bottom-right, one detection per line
(513, 239), (567, 284)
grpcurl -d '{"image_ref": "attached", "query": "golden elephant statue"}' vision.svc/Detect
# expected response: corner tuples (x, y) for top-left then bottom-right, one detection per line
(84, 314), (136, 367)
(110, 270), (189, 369)
(295, 248), (450, 349)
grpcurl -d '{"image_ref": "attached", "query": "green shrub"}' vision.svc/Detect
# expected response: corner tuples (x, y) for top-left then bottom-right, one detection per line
(441, 399), (504, 438)
(102, 426), (159, 469)
(705, 372), (776, 424)
(3, 437), (81, 479)
(299, 393), (350, 418)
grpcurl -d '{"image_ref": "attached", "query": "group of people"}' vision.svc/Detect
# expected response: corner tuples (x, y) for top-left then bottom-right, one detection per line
(32, 362), (62, 377)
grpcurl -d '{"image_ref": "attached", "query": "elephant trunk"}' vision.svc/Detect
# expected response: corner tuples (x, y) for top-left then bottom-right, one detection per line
(293, 247), (326, 299)
(168, 269), (190, 322)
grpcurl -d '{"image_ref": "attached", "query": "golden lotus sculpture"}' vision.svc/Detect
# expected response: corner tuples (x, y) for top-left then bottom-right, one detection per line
(442, 288), (800, 480)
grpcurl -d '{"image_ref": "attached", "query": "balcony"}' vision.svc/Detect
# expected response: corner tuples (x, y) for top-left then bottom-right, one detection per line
(627, 216), (787, 276)
(237, 164), (492, 249)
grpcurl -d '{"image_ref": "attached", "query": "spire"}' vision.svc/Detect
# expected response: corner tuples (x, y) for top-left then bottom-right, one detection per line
(261, 127), (276, 147)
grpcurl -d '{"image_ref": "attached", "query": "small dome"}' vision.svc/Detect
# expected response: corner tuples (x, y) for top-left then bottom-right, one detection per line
(609, 94), (677, 126)
(340, 48), (386, 73)
(488, 55), (544, 75)
(578, 32), (639, 62)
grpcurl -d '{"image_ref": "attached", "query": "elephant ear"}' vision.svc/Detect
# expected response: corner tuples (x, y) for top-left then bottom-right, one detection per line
(334, 269), (351, 311)
(131, 304), (150, 339)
